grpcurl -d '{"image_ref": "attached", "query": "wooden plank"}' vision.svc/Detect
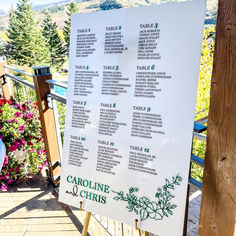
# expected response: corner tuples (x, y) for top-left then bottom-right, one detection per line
(33, 67), (61, 182)
(0, 57), (12, 100)
(199, 0), (236, 235)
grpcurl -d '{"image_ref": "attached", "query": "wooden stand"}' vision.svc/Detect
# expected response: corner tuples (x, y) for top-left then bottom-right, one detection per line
(82, 212), (92, 236)
(81, 212), (149, 236)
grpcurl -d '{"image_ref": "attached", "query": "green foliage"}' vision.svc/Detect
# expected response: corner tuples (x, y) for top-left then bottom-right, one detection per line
(191, 25), (215, 182)
(7, 0), (50, 67)
(100, 0), (123, 11)
(63, 2), (78, 56)
(0, 37), (6, 56)
(42, 11), (66, 70)
(86, 3), (100, 9)
(42, 5), (65, 14)
(112, 175), (182, 221)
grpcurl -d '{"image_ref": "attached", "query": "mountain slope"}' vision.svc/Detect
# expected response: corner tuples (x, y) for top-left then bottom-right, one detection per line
(0, 0), (218, 31)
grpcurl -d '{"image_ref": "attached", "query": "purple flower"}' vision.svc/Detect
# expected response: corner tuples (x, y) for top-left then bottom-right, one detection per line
(19, 125), (25, 131)
(0, 126), (2, 130)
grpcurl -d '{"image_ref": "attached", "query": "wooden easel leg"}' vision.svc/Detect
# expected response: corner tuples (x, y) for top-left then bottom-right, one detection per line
(138, 229), (142, 236)
(82, 211), (92, 236)
(144, 231), (149, 236)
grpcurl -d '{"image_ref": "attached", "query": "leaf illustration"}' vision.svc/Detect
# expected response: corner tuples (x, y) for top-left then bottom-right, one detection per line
(111, 175), (181, 222)
(140, 208), (149, 221)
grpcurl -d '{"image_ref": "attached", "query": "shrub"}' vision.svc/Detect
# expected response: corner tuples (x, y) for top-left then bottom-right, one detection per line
(0, 97), (47, 190)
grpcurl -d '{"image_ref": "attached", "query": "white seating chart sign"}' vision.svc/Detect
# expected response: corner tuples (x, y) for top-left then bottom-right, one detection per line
(59, 1), (206, 235)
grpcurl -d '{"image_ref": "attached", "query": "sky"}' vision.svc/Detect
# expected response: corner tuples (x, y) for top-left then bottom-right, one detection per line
(0, 0), (61, 12)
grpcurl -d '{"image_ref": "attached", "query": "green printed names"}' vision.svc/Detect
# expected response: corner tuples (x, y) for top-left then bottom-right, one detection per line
(129, 145), (157, 175)
(131, 106), (164, 139)
(68, 135), (89, 167)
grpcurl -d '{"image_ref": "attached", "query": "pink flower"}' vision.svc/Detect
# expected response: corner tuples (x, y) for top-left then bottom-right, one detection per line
(0, 176), (6, 180)
(7, 179), (14, 184)
(30, 148), (34, 153)
(25, 113), (34, 119)
(14, 112), (22, 118)
(9, 168), (14, 173)
(38, 155), (41, 159)
(38, 149), (45, 155)
(38, 162), (47, 172)
(0, 135), (3, 141)
(3, 155), (8, 166)
(0, 126), (2, 130)
(20, 140), (26, 145)
(9, 145), (17, 152)
(0, 183), (7, 191)
(13, 119), (18, 123)
(7, 119), (12, 123)
(19, 125), (25, 131)
(15, 167), (20, 173)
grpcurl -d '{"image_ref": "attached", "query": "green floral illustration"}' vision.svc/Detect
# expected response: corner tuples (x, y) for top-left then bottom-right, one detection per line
(112, 174), (182, 221)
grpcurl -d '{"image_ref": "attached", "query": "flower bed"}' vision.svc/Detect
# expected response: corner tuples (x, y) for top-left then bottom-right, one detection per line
(0, 97), (46, 191)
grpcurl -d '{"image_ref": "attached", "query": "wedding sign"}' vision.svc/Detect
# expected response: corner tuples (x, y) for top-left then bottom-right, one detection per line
(59, 1), (206, 235)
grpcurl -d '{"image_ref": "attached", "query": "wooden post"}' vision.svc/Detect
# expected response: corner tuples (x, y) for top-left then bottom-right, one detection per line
(0, 57), (12, 100)
(33, 66), (61, 185)
(199, 0), (236, 235)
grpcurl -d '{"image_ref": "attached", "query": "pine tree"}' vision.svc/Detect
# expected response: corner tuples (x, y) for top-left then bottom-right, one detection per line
(63, 2), (78, 56)
(100, 0), (122, 11)
(0, 38), (5, 56)
(42, 11), (66, 70)
(7, 0), (50, 67)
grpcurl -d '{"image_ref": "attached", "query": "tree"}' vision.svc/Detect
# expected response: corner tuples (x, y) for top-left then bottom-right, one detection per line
(0, 31), (7, 56)
(0, 38), (5, 56)
(42, 11), (66, 70)
(63, 2), (78, 56)
(100, 0), (122, 11)
(7, 0), (50, 67)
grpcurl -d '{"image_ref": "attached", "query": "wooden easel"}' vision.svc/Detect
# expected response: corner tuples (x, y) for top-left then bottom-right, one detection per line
(81, 211), (150, 236)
